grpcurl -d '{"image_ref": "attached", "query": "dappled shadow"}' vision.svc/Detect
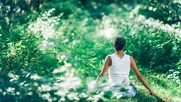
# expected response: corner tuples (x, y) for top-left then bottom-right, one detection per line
(115, 88), (165, 102)
(135, 89), (164, 102)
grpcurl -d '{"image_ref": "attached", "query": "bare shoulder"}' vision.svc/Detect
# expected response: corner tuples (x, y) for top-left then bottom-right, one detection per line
(129, 55), (134, 59)
(106, 55), (111, 59)
(129, 56), (136, 66)
(130, 56), (134, 62)
(105, 55), (112, 66)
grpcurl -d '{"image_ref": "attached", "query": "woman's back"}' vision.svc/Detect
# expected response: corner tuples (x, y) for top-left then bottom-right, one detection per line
(108, 53), (131, 89)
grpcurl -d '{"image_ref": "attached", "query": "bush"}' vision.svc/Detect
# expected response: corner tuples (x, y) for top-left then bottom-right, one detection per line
(119, 16), (181, 73)
(1, 0), (180, 101)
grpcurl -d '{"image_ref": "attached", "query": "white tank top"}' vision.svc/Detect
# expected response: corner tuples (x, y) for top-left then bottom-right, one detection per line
(108, 53), (131, 89)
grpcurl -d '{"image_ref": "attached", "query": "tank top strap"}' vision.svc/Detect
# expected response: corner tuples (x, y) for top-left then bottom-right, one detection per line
(123, 54), (130, 65)
(110, 54), (117, 64)
(110, 54), (130, 63)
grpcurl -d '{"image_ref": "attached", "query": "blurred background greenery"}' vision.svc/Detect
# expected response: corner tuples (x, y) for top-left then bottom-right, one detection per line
(0, 0), (181, 101)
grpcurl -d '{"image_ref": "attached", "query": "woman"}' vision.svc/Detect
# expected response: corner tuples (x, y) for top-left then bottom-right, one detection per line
(96, 36), (155, 98)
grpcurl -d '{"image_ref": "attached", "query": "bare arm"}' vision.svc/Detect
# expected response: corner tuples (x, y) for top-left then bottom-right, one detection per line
(130, 56), (155, 95)
(96, 55), (112, 83)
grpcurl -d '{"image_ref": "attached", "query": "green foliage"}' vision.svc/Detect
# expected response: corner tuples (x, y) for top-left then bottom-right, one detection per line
(41, 0), (82, 18)
(138, 0), (181, 24)
(0, 0), (46, 26)
(120, 16), (181, 73)
(0, 0), (181, 101)
(103, 91), (113, 99)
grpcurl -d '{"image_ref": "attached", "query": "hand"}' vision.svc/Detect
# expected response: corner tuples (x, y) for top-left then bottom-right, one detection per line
(150, 91), (157, 96)
(150, 92), (164, 101)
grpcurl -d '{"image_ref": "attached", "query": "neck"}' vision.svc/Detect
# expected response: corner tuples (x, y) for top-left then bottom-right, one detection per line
(115, 50), (125, 59)
(116, 50), (124, 55)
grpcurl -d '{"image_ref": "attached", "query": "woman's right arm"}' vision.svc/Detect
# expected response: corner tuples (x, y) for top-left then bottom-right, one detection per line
(96, 55), (112, 85)
(130, 56), (155, 95)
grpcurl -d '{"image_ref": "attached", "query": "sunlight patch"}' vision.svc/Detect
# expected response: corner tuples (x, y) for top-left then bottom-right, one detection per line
(30, 74), (41, 80)
(28, 8), (60, 40)
(53, 66), (67, 74)
(100, 27), (115, 38)
(28, 8), (63, 51)
(97, 16), (117, 39)
(38, 40), (55, 51)
(7, 87), (15, 92)
(136, 15), (181, 37)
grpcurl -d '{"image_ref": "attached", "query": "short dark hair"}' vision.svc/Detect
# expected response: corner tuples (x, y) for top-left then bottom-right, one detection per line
(114, 36), (126, 50)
